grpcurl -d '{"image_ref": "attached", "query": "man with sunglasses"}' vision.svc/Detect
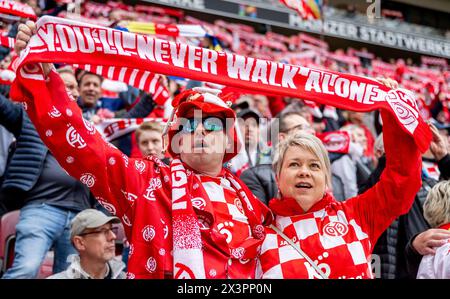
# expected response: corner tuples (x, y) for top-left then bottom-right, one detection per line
(19, 78), (269, 279)
(48, 209), (126, 279)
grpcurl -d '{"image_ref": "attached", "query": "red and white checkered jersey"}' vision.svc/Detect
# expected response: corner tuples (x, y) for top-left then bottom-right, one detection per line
(259, 109), (422, 279)
(259, 195), (374, 279)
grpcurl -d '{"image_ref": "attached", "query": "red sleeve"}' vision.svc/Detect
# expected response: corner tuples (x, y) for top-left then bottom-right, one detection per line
(345, 110), (422, 246)
(13, 70), (164, 236)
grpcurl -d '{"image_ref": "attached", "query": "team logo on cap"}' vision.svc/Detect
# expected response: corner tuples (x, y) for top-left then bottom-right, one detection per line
(142, 225), (156, 242)
(323, 221), (348, 237)
(66, 126), (87, 149)
(80, 173), (95, 188)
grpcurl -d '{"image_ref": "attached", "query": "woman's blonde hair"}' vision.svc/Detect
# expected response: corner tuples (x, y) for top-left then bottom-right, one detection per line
(423, 180), (450, 228)
(272, 132), (331, 187)
(135, 121), (163, 143)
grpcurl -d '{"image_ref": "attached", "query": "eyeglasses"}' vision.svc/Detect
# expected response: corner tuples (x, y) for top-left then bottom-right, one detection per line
(179, 117), (225, 134)
(78, 226), (118, 237)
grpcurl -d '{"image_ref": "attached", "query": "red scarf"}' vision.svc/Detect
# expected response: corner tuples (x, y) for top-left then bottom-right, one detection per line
(169, 158), (267, 278)
(12, 16), (431, 152)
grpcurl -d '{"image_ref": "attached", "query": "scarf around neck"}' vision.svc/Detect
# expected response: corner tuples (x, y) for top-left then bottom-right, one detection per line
(269, 192), (334, 217)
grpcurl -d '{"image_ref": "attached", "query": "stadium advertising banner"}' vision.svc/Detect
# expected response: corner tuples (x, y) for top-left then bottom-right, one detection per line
(150, 0), (450, 59)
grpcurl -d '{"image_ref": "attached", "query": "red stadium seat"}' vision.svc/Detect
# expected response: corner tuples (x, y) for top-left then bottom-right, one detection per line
(0, 210), (20, 274)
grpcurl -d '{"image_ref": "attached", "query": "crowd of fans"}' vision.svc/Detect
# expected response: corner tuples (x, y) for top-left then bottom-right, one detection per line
(0, 0), (449, 279)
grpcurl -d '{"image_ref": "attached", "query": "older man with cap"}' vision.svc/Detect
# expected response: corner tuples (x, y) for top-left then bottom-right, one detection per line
(48, 209), (125, 279)
(13, 21), (270, 279)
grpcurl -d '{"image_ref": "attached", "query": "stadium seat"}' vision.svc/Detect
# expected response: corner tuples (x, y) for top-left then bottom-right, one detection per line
(0, 210), (55, 278)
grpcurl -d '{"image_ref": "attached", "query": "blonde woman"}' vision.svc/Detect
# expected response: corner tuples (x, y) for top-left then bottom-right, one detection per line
(258, 107), (423, 279)
(417, 181), (450, 279)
